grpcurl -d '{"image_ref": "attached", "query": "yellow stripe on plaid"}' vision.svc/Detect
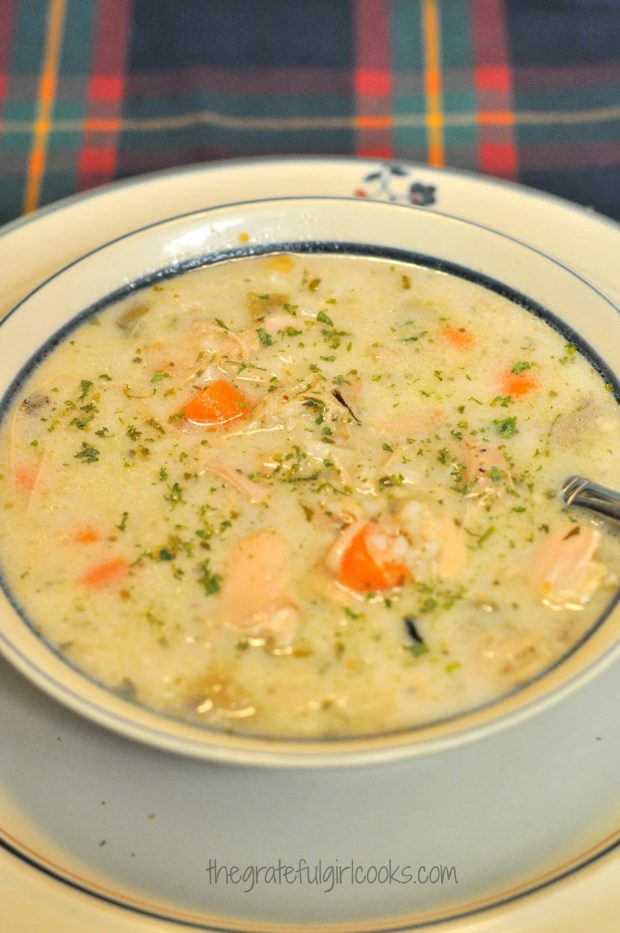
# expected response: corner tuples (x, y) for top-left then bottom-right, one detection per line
(422, 0), (444, 167)
(23, 0), (67, 214)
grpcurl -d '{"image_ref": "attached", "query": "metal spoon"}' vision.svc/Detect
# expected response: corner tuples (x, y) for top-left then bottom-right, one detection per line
(562, 476), (620, 527)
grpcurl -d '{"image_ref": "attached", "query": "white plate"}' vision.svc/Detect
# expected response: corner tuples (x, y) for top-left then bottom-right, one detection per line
(1, 157), (619, 932)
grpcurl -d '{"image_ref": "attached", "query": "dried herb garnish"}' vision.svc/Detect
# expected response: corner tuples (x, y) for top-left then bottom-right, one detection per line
(493, 416), (517, 438)
(331, 388), (361, 424)
(74, 442), (100, 463)
(403, 616), (424, 644)
(197, 560), (222, 596)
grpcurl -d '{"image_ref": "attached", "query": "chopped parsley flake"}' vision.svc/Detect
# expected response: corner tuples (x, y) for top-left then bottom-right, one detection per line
(116, 511), (129, 531)
(403, 642), (430, 657)
(70, 414), (94, 431)
(344, 607), (363, 620)
(493, 416), (517, 438)
(165, 482), (184, 505)
(74, 442), (100, 463)
(198, 560), (222, 596)
(477, 526), (496, 547)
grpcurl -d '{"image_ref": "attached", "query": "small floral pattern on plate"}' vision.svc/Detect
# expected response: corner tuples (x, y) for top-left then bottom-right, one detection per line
(354, 163), (437, 206)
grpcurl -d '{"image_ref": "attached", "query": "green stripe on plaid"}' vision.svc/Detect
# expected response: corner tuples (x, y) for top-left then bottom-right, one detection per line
(0, 1), (49, 212)
(7, 0), (49, 74)
(440, 0), (477, 162)
(41, 0), (95, 206)
(391, 0), (425, 158)
(59, 0), (97, 74)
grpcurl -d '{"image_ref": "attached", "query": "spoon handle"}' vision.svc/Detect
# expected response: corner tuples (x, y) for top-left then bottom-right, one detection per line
(562, 476), (620, 526)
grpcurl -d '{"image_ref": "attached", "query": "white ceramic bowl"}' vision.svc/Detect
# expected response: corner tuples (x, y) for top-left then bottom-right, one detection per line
(0, 197), (618, 767)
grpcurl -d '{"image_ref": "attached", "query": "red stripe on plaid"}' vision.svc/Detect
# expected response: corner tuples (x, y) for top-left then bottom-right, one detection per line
(355, 0), (393, 158)
(78, 147), (117, 174)
(475, 65), (511, 94)
(472, 0), (507, 66)
(0, 0), (15, 103)
(477, 142), (516, 175)
(356, 0), (392, 71)
(89, 74), (124, 102)
(78, 0), (132, 190)
(356, 146), (393, 159)
(355, 67), (391, 96)
(471, 0), (517, 181)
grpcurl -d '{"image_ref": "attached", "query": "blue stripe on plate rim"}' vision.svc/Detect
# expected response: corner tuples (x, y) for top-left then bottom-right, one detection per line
(1, 829), (619, 931)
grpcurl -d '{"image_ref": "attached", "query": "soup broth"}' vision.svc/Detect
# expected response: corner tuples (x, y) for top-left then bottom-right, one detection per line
(0, 252), (618, 737)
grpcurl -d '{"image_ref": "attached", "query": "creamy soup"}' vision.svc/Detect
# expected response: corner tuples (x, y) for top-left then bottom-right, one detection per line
(0, 253), (619, 738)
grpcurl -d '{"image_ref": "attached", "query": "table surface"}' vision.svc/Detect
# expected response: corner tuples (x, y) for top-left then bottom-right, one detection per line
(0, 0), (619, 227)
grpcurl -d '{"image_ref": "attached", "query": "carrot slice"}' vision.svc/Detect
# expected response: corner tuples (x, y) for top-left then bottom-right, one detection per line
(502, 371), (539, 397)
(177, 380), (251, 427)
(339, 524), (411, 593)
(74, 527), (99, 544)
(14, 466), (37, 491)
(81, 558), (129, 588)
(441, 326), (475, 350)
(267, 254), (295, 274)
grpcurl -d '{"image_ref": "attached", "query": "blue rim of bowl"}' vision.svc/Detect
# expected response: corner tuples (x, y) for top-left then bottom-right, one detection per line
(0, 197), (619, 759)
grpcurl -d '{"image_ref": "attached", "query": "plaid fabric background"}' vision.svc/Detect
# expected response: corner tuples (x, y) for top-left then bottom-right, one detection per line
(0, 0), (619, 225)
